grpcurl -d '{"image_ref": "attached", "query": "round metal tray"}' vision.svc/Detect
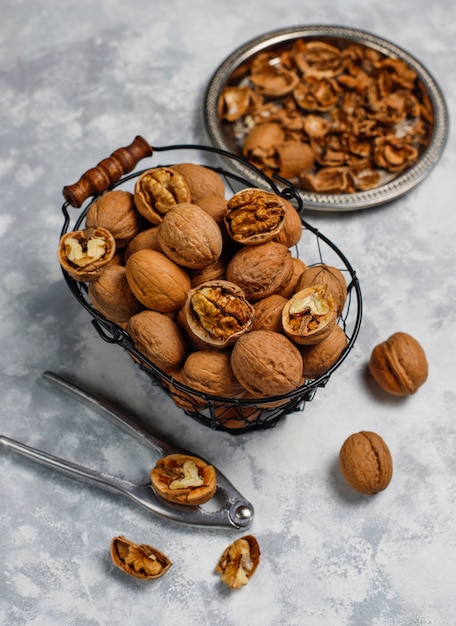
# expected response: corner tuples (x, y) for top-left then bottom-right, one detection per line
(59, 143), (362, 434)
(204, 25), (449, 212)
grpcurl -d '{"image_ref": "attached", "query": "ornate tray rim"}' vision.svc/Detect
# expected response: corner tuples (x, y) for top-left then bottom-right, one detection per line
(203, 24), (449, 212)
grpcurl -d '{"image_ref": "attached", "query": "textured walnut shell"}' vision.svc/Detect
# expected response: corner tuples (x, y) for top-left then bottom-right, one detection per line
(58, 227), (116, 282)
(126, 310), (187, 373)
(273, 198), (303, 248)
(277, 257), (308, 300)
(157, 203), (223, 269)
(170, 162), (226, 202)
(133, 166), (191, 224)
(253, 295), (287, 333)
(301, 324), (348, 378)
(213, 403), (261, 430)
(369, 332), (428, 395)
(215, 535), (261, 589)
(231, 330), (303, 397)
(88, 265), (143, 324)
(179, 349), (245, 399)
(339, 431), (393, 495)
(184, 280), (255, 348)
(124, 226), (162, 262)
(188, 253), (228, 288)
(296, 264), (347, 316)
(226, 241), (294, 302)
(194, 195), (228, 224)
(224, 188), (286, 245)
(282, 284), (337, 345)
(85, 190), (143, 248)
(125, 249), (191, 313)
(110, 535), (171, 580)
(151, 453), (217, 506)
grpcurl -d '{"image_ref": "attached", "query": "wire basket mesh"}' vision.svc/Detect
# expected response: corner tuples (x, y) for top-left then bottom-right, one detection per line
(59, 142), (362, 433)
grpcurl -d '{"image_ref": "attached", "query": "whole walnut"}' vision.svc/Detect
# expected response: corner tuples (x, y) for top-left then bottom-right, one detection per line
(170, 163), (226, 202)
(369, 331), (428, 395)
(125, 249), (191, 313)
(179, 349), (245, 399)
(273, 198), (303, 248)
(157, 203), (223, 269)
(277, 257), (308, 299)
(194, 195), (228, 225)
(301, 324), (348, 378)
(231, 330), (303, 397)
(339, 431), (393, 495)
(253, 294), (287, 333)
(88, 265), (143, 324)
(124, 227), (162, 262)
(126, 310), (187, 373)
(85, 189), (143, 248)
(226, 241), (293, 302)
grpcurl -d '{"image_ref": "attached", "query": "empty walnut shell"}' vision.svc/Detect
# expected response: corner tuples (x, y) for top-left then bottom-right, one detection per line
(157, 203), (223, 269)
(134, 166), (191, 224)
(369, 332), (428, 395)
(339, 431), (393, 495)
(85, 189), (143, 248)
(184, 280), (255, 348)
(151, 453), (217, 506)
(110, 535), (171, 580)
(231, 330), (303, 398)
(301, 324), (348, 378)
(224, 188), (286, 245)
(58, 227), (116, 282)
(226, 241), (294, 302)
(282, 284), (337, 345)
(170, 163), (226, 202)
(215, 535), (261, 589)
(296, 264), (347, 316)
(88, 265), (143, 324)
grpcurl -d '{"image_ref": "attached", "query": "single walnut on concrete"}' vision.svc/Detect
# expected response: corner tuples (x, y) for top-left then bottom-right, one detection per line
(339, 431), (393, 495)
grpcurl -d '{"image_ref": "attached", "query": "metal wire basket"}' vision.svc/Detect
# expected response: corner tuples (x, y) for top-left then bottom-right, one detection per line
(59, 140), (362, 433)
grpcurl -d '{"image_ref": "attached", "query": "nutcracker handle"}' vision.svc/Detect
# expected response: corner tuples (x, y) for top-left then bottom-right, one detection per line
(62, 135), (153, 208)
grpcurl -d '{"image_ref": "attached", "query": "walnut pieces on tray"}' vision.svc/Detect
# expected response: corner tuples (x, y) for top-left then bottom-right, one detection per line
(217, 38), (434, 194)
(58, 161), (354, 429)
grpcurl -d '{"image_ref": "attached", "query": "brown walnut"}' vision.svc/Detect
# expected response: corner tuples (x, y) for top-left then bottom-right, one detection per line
(282, 284), (337, 345)
(369, 331), (428, 395)
(110, 536), (171, 580)
(134, 167), (191, 224)
(125, 249), (191, 313)
(301, 324), (348, 378)
(296, 264), (347, 316)
(273, 197), (303, 248)
(88, 265), (143, 324)
(85, 189), (143, 248)
(339, 431), (393, 495)
(124, 226), (162, 262)
(170, 162), (226, 202)
(157, 203), (223, 269)
(224, 188), (286, 245)
(179, 349), (245, 399)
(253, 294), (287, 333)
(215, 535), (261, 589)
(58, 227), (116, 282)
(150, 453), (217, 506)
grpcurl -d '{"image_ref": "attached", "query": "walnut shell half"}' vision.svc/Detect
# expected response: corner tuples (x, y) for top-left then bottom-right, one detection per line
(58, 227), (116, 282)
(184, 280), (255, 348)
(282, 284), (337, 345)
(224, 188), (286, 245)
(110, 535), (171, 580)
(151, 454), (217, 506)
(134, 167), (191, 224)
(215, 535), (261, 589)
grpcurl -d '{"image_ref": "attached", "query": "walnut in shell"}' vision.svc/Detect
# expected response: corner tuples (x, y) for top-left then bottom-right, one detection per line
(58, 227), (116, 282)
(124, 226), (162, 262)
(85, 189), (143, 248)
(226, 241), (294, 302)
(231, 330), (303, 397)
(179, 349), (245, 399)
(125, 249), (191, 313)
(301, 324), (348, 378)
(157, 203), (223, 269)
(215, 535), (260, 589)
(273, 197), (303, 248)
(224, 188), (286, 245)
(150, 453), (217, 505)
(369, 332), (428, 395)
(296, 264), (347, 316)
(253, 294), (287, 333)
(339, 431), (393, 495)
(88, 265), (143, 324)
(170, 162), (226, 202)
(126, 310), (187, 373)
(134, 166), (191, 224)
(184, 280), (255, 348)
(282, 284), (337, 345)
(110, 535), (171, 580)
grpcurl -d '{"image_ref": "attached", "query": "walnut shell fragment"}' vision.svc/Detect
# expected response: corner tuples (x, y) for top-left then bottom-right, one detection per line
(215, 535), (260, 589)
(296, 264), (347, 316)
(185, 280), (255, 348)
(58, 227), (116, 282)
(151, 453), (217, 505)
(110, 535), (171, 580)
(282, 284), (337, 345)
(369, 331), (428, 395)
(339, 431), (393, 495)
(134, 167), (191, 225)
(224, 188), (286, 245)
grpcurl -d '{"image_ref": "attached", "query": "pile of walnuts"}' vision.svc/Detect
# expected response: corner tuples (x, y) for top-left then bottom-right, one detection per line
(58, 162), (350, 428)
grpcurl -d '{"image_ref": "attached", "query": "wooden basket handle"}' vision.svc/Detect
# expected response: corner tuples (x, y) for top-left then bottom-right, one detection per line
(62, 135), (153, 207)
